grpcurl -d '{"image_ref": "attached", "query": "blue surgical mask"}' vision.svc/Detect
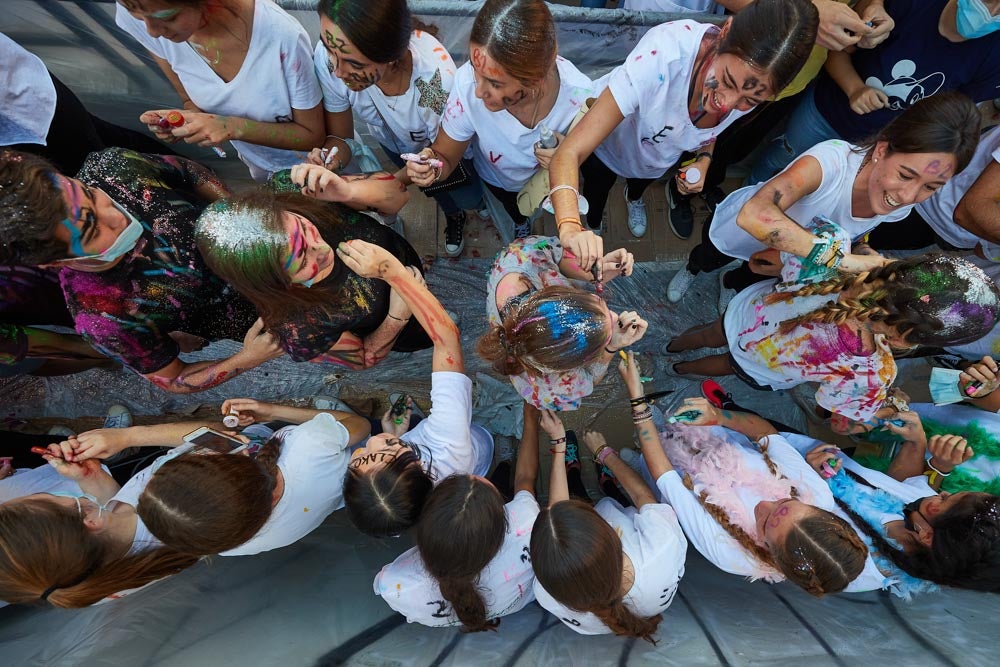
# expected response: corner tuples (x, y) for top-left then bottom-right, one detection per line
(54, 199), (145, 269)
(956, 0), (1000, 39)
(300, 277), (315, 288)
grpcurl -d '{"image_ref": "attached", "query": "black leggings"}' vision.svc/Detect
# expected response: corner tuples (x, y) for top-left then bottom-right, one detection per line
(483, 182), (529, 231)
(10, 73), (177, 175)
(578, 153), (655, 230)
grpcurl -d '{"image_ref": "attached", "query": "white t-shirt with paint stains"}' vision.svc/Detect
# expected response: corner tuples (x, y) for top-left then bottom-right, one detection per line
(710, 139), (914, 261)
(532, 498), (687, 635)
(115, 0), (322, 181)
(593, 20), (750, 180)
(373, 490), (540, 627)
(314, 30), (456, 155)
(441, 57), (593, 191)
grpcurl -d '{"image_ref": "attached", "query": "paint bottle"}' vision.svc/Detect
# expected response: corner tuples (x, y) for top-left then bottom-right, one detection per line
(223, 409), (240, 429)
(680, 167), (701, 184)
(537, 124), (557, 149)
(158, 111), (227, 158)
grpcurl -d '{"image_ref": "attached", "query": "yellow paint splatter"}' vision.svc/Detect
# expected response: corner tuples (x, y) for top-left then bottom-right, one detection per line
(303, 507), (309, 512)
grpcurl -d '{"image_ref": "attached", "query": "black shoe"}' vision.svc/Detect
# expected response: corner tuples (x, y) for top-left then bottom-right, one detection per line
(444, 210), (466, 257)
(666, 179), (694, 240)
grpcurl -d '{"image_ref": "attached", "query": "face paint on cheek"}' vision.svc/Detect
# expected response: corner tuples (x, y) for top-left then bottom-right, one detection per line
(768, 504), (791, 529)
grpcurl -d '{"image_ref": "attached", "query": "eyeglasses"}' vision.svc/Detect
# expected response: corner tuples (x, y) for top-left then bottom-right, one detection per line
(49, 492), (110, 521)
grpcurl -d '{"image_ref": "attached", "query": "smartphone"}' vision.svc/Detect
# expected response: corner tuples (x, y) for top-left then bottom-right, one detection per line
(182, 427), (248, 455)
(390, 393), (408, 418)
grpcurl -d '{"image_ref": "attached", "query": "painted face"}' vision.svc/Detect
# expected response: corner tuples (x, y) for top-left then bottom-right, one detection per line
(118, 1), (204, 43)
(51, 176), (132, 261)
(319, 17), (386, 92)
(469, 42), (531, 112)
(281, 211), (334, 286)
(701, 53), (775, 115)
(866, 144), (957, 215)
(348, 435), (412, 473)
(754, 497), (812, 548)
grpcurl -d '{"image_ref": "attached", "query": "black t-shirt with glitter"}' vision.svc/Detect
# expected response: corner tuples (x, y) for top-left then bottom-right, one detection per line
(59, 149), (258, 374)
(273, 210), (432, 361)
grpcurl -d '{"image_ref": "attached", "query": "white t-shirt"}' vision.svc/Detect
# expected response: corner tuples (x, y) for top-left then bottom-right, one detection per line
(115, 0), (322, 181)
(0, 462), (103, 503)
(533, 497), (687, 635)
(315, 30), (456, 155)
(917, 126), (1000, 252)
(710, 139), (914, 261)
(442, 58), (594, 191)
(222, 413), (351, 556)
(373, 489), (539, 627)
(593, 21), (750, 180)
(110, 463), (165, 556)
(401, 371), (493, 479)
(0, 32), (56, 146)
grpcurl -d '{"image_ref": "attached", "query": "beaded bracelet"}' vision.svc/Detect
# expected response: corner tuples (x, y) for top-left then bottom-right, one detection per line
(595, 446), (616, 467)
(549, 436), (567, 446)
(557, 217), (584, 231)
(632, 408), (653, 424)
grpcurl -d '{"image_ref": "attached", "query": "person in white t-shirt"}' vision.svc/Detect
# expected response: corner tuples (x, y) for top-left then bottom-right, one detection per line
(373, 403), (542, 630)
(403, 0), (595, 241)
(647, 394), (869, 595)
(782, 415), (1000, 593)
(336, 239), (493, 536)
(549, 0), (818, 239)
(115, 0), (324, 181)
(667, 250), (1000, 422)
(309, 0), (484, 258)
(674, 91), (984, 301)
(529, 407), (686, 640)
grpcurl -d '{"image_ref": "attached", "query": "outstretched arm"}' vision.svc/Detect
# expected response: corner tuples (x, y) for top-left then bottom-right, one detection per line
(513, 403), (541, 495)
(540, 410), (569, 504)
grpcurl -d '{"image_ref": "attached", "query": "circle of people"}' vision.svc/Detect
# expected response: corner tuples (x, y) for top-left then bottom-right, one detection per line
(1, 0), (1000, 642)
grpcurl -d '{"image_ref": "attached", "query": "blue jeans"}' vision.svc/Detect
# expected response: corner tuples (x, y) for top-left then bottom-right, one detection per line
(748, 84), (841, 185)
(579, 0), (608, 7)
(380, 144), (484, 216)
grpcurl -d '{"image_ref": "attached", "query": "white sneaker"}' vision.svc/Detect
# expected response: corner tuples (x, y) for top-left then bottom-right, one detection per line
(104, 404), (133, 429)
(667, 268), (696, 303)
(618, 447), (643, 473)
(313, 395), (355, 414)
(718, 269), (736, 314)
(624, 186), (648, 238)
(47, 425), (74, 437)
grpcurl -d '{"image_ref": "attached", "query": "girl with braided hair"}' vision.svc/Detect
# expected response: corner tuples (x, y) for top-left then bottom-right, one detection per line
(643, 393), (872, 595)
(479, 236), (642, 411)
(668, 252), (1000, 422)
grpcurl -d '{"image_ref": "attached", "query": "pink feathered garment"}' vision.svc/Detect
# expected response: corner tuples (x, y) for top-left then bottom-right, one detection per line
(659, 423), (814, 582)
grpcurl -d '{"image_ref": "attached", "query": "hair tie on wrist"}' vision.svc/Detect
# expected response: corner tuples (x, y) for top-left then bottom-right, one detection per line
(605, 346), (618, 355)
(386, 313), (409, 322)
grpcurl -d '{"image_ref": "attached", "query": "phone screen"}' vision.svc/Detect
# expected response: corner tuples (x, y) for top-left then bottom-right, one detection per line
(187, 430), (246, 455)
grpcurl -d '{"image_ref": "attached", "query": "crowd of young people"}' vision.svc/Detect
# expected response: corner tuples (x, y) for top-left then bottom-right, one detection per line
(2, 0), (999, 642)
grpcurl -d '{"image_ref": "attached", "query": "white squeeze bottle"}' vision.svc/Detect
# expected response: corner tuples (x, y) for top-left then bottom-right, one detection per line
(537, 124), (557, 149)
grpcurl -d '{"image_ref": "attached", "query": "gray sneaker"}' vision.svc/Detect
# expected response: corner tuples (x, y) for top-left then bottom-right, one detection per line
(313, 395), (355, 414)
(493, 434), (517, 463)
(104, 404), (133, 429)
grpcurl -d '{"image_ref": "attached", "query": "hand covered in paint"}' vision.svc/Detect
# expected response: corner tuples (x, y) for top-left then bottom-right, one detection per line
(857, 1), (894, 49)
(748, 248), (782, 276)
(539, 409), (566, 441)
(599, 248), (634, 281)
(813, 0), (869, 51)
(533, 130), (565, 170)
(380, 396), (414, 436)
(336, 239), (404, 280)
(581, 430), (607, 455)
(884, 410), (925, 445)
(560, 226), (603, 275)
(290, 163), (353, 201)
(927, 434), (974, 474)
(240, 318), (285, 363)
(960, 356), (1000, 398)
(220, 398), (278, 426)
(839, 250), (890, 273)
(617, 350), (645, 398)
(140, 110), (182, 143)
(36, 444), (104, 481)
(70, 428), (133, 461)
(0, 457), (13, 480)
(670, 397), (721, 426)
(805, 443), (843, 479)
(404, 147), (440, 187)
(848, 86), (889, 115)
(608, 311), (648, 352)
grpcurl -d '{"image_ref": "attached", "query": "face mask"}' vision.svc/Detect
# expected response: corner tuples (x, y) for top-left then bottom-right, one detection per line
(48, 491), (111, 520)
(300, 277), (315, 288)
(54, 200), (145, 269)
(956, 0), (1000, 39)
